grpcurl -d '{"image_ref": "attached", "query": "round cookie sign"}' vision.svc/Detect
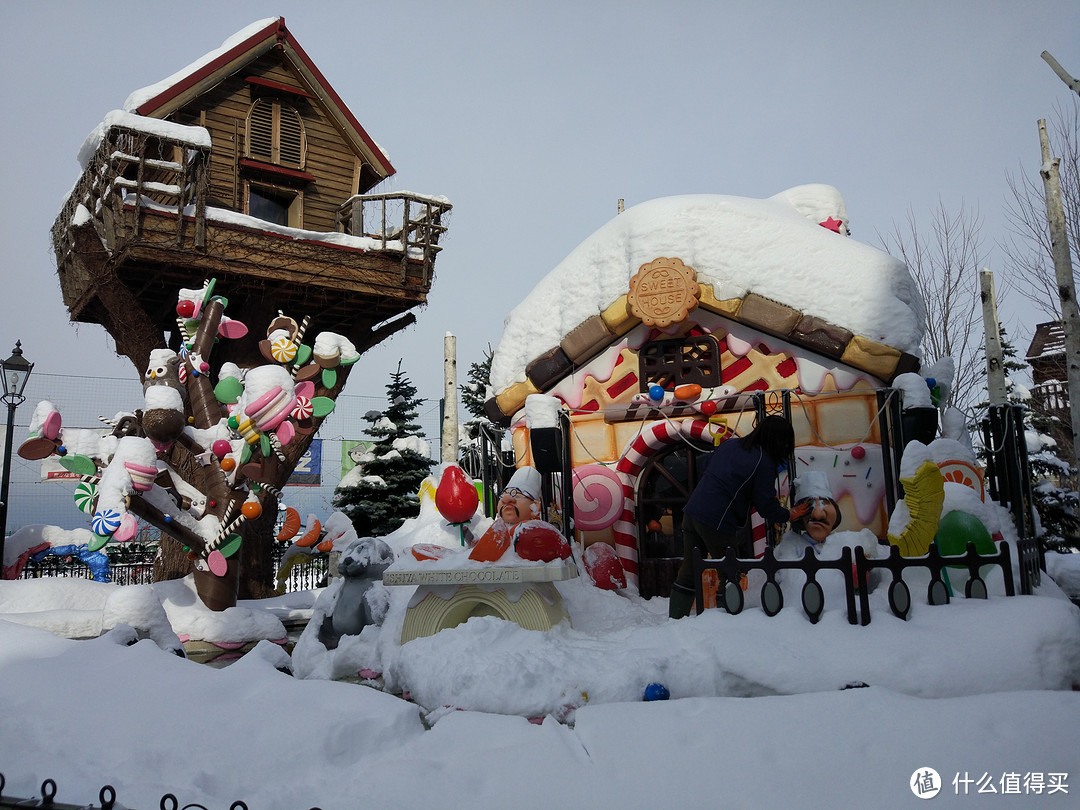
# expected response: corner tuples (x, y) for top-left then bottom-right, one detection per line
(627, 257), (700, 328)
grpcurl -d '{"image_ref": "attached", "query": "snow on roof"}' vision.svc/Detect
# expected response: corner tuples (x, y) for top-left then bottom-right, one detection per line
(123, 18), (280, 112)
(489, 186), (925, 393)
(76, 109), (212, 169)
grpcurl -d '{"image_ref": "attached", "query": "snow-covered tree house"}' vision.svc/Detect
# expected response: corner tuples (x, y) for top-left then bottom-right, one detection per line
(51, 17), (450, 369)
(1025, 320), (1073, 461)
(484, 187), (928, 598)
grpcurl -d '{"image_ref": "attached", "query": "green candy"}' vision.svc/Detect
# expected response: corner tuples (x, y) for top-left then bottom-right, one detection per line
(218, 534), (243, 559)
(87, 533), (110, 552)
(214, 376), (244, 405)
(311, 396), (336, 418)
(60, 454), (97, 477)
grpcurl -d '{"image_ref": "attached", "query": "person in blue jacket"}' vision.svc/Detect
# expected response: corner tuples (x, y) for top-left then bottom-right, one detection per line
(668, 414), (809, 619)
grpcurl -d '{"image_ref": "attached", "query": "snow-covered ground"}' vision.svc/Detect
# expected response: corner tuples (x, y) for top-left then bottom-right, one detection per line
(1, 504), (1078, 809)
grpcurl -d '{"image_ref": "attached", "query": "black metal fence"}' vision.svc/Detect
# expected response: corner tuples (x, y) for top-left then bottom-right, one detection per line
(693, 538), (1025, 626)
(0, 773), (322, 810)
(17, 541), (328, 593)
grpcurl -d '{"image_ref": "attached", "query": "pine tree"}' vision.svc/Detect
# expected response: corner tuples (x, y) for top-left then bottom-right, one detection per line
(460, 346), (492, 438)
(333, 361), (433, 536)
(458, 348), (493, 475)
(973, 329), (1079, 551)
(1026, 405), (1080, 552)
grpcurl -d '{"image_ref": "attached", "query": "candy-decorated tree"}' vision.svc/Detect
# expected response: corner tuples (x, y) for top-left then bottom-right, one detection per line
(17, 279), (359, 609)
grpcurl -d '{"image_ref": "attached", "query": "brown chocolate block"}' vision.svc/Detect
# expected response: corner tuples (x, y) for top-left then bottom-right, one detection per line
(792, 315), (853, 359)
(840, 335), (902, 380)
(890, 352), (922, 381)
(560, 315), (615, 364)
(484, 396), (511, 426)
(526, 345), (574, 391)
(735, 293), (801, 338)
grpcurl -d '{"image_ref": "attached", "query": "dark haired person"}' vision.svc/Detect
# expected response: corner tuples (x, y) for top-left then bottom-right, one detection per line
(668, 415), (809, 619)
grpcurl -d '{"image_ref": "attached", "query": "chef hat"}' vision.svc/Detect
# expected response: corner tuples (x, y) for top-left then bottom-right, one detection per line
(505, 466), (542, 500)
(794, 470), (834, 502)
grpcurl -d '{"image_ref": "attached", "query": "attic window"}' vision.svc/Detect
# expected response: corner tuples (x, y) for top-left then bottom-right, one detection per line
(639, 335), (721, 390)
(247, 183), (302, 229)
(247, 99), (306, 170)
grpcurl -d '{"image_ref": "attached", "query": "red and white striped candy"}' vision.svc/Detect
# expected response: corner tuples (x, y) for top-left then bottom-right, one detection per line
(291, 396), (313, 420)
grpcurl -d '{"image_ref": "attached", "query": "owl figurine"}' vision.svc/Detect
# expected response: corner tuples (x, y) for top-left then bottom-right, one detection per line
(142, 349), (187, 451)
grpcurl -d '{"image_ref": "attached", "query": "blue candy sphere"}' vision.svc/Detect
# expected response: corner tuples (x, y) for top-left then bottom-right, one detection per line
(648, 384), (665, 402)
(644, 682), (670, 701)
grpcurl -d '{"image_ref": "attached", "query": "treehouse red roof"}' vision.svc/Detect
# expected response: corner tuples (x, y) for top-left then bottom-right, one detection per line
(125, 17), (394, 178)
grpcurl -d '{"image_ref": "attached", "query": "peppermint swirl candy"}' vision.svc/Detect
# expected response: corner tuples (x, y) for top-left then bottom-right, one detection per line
(291, 396), (314, 420)
(91, 508), (122, 536)
(270, 336), (297, 363)
(73, 481), (97, 515)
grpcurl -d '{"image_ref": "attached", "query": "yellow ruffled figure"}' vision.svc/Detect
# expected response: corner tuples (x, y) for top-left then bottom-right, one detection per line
(888, 460), (945, 557)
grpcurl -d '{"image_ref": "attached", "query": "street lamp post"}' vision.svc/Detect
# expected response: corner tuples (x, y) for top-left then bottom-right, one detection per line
(1, 341), (33, 578)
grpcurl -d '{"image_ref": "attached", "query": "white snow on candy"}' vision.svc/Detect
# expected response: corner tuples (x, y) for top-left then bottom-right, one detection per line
(312, 332), (359, 365)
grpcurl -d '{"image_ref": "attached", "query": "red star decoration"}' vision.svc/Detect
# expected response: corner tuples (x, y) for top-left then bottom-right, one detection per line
(819, 216), (843, 233)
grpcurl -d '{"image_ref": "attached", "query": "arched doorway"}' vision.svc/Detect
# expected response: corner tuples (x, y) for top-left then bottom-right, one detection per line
(636, 440), (712, 598)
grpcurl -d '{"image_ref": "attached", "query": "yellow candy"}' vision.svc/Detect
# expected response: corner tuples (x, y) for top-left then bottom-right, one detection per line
(271, 337), (297, 363)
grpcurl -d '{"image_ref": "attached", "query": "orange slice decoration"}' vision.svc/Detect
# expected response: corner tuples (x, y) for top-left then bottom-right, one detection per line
(276, 507), (301, 541)
(295, 518), (322, 548)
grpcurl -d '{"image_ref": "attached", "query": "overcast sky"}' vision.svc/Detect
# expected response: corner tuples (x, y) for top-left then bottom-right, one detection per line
(1, 1), (1077, 411)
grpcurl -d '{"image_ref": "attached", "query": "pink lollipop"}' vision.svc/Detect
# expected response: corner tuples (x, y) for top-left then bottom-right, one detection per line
(571, 464), (624, 531)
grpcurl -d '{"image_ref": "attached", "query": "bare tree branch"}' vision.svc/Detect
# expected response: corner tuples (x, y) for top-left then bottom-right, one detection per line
(878, 200), (986, 411)
(1001, 97), (1080, 319)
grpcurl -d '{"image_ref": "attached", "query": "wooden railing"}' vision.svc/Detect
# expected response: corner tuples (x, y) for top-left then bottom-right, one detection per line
(1032, 380), (1069, 413)
(51, 124), (211, 271)
(53, 124), (451, 291)
(335, 192), (452, 282)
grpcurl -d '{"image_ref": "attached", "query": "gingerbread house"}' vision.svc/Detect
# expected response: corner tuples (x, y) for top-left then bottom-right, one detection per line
(484, 187), (926, 597)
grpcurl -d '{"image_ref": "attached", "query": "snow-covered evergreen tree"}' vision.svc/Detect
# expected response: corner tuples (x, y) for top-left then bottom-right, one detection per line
(973, 329), (1078, 551)
(1025, 407), (1080, 552)
(460, 346), (492, 433)
(333, 362), (433, 536)
(458, 348), (493, 476)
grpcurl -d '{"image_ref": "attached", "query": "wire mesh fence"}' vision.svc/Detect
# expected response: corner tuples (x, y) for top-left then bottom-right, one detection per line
(2, 371), (444, 539)
(17, 536), (330, 593)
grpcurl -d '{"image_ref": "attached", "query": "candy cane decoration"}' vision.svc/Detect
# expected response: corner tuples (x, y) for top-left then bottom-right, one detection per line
(290, 315), (311, 378)
(254, 480), (284, 500)
(613, 418), (723, 587)
(267, 432), (287, 463)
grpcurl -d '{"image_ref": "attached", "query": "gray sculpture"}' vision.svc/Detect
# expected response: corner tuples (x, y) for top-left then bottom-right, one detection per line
(318, 536), (396, 648)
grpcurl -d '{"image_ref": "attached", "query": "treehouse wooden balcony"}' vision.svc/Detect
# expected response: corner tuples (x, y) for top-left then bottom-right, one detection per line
(51, 122), (452, 362)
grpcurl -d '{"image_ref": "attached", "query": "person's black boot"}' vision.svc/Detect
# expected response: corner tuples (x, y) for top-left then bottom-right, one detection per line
(668, 582), (696, 619)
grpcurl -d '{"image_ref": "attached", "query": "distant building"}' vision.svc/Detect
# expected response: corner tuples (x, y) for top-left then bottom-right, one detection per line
(1026, 321), (1072, 460)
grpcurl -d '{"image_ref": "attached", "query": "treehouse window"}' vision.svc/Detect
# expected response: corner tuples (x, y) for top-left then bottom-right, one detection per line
(247, 184), (302, 229)
(638, 335), (720, 391)
(246, 99), (306, 169)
